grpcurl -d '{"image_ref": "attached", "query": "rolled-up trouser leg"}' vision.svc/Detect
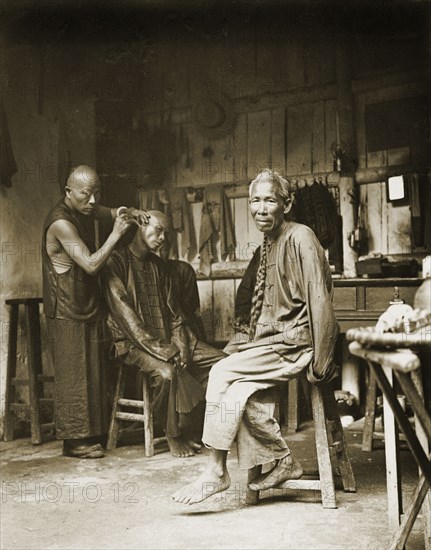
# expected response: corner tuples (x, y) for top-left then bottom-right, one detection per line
(237, 388), (290, 470)
(202, 344), (312, 467)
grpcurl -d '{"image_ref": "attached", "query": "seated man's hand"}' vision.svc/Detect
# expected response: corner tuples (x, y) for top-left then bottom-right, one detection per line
(233, 316), (250, 334)
(308, 361), (340, 386)
(171, 352), (187, 371)
(125, 208), (150, 226)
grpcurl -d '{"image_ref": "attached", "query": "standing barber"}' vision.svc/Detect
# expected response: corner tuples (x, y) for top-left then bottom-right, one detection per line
(42, 165), (148, 458)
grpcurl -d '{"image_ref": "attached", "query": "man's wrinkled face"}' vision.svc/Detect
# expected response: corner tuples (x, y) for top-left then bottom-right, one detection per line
(140, 216), (168, 251)
(65, 177), (101, 216)
(249, 180), (290, 236)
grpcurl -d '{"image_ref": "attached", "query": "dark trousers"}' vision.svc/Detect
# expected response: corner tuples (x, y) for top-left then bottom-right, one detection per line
(121, 341), (226, 438)
(48, 318), (108, 440)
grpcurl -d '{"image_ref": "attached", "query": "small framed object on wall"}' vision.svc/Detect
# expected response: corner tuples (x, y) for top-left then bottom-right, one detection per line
(386, 175), (408, 204)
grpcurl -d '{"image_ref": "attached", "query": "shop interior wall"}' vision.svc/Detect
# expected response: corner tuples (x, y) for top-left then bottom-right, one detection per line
(1, 4), (429, 435)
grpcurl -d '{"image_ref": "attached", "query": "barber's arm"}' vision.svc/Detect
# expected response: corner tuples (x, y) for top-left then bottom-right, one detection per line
(49, 216), (131, 275)
(101, 255), (180, 362)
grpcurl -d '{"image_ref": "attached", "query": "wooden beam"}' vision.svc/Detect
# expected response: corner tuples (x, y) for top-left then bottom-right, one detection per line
(351, 69), (426, 95)
(355, 164), (430, 185)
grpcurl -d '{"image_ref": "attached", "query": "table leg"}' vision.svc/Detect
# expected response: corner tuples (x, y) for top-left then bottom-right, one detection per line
(411, 369), (431, 550)
(380, 364), (403, 532)
(372, 363), (431, 486)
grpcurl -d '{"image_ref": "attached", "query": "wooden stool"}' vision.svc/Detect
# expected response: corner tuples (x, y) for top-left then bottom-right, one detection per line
(246, 382), (356, 508)
(4, 298), (55, 445)
(281, 376), (311, 433)
(106, 362), (166, 457)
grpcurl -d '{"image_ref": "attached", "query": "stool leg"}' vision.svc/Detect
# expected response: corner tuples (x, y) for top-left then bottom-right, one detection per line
(321, 384), (356, 493)
(362, 368), (378, 452)
(142, 375), (154, 457)
(287, 378), (300, 433)
(26, 303), (43, 445)
(245, 465), (262, 505)
(4, 304), (19, 442)
(311, 385), (337, 508)
(106, 365), (125, 451)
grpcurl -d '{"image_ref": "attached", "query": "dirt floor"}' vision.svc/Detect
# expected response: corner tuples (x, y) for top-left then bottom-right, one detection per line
(0, 420), (427, 550)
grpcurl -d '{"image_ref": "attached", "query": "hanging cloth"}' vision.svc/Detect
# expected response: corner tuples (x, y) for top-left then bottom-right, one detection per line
(58, 120), (70, 193)
(198, 184), (236, 277)
(407, 173), (422, 247)
(168, 188), (197, 262)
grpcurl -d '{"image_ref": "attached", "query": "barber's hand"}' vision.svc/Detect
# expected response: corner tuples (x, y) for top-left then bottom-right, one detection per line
(171, 353), (187, 371)
(112, 214), (134, 238)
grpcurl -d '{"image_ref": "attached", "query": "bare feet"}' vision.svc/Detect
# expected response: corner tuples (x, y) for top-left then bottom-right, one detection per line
(167, 436), (196, 458)
(248, 455), (303, 491)
(186, 439), (203, 453)
(171, 468), (231, 504)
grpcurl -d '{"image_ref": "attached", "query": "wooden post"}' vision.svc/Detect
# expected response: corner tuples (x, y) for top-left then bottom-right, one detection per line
(339, 176), (357, 277)
(335, 41), (358, 278)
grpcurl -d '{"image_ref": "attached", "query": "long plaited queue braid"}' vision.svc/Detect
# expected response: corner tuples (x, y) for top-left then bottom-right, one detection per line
(248, 235), (268, 341)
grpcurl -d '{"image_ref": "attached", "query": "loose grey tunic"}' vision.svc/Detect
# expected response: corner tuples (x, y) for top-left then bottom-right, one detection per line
(202, 221), (339, 468)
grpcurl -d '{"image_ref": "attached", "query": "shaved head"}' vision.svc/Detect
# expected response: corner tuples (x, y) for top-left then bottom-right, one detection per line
(64, 165), (101, 215)
(66, 165), (99, 190)
(147, 210), (169, 229)
(132, 209), (170, 254)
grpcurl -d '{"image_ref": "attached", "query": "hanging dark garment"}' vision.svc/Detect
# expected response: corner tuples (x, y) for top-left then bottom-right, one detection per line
(57, 121), (70, 193)
(1, 101), (17, 188)
(294, 182), (338, 249)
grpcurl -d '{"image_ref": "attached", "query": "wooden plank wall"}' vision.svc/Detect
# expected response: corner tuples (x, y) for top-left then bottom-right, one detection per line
(144, 100), (338, 188)
(156, 98), (340, 337)
(163, 98), (340, 266)
(197, 278), (238, 345)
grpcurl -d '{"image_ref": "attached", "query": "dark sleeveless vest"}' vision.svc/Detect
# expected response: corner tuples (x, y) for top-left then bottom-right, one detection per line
(42, 200), (102, 321)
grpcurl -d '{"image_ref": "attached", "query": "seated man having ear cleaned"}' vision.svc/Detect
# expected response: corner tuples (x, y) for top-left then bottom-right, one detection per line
(101, 211), (226, 457)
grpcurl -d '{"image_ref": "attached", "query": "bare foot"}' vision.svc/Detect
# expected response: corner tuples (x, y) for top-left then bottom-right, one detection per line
(248, 455), (303, 491)
(167, 436), (195, 458)
(186, 439), (203, 453)
(171, 468), (231, 504)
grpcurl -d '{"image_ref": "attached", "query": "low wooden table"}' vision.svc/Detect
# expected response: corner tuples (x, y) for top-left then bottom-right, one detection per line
(347, 329), (431, 550)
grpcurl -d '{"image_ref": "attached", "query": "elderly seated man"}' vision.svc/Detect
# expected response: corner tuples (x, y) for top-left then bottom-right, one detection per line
(101, 210), (225, 457)
(172, 169), (339, 504)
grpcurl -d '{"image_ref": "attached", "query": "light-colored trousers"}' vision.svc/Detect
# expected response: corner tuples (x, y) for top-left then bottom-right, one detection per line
(202, 341), (313, 469)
